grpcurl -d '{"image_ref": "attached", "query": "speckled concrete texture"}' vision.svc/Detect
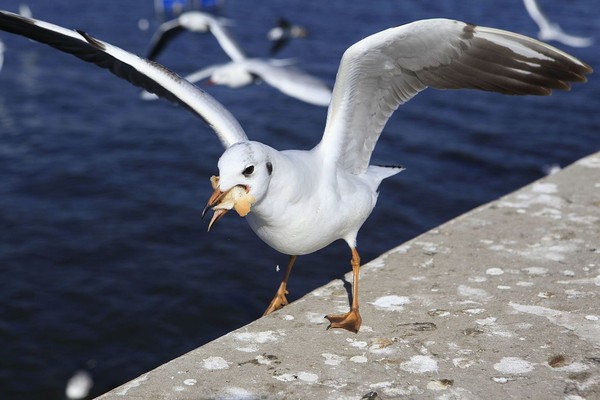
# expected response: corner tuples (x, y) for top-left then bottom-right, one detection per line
(97, 152), (600, 400)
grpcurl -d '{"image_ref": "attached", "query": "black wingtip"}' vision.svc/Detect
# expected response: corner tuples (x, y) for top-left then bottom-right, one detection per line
(375, 164), (405, 170)
(76, 29), (106, 50)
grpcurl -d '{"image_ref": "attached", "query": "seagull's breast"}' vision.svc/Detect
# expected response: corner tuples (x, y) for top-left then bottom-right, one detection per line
(246, 158), (378, 255)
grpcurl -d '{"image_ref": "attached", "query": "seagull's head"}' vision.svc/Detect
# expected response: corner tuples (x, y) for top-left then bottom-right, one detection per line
(203, 142), (274, 231)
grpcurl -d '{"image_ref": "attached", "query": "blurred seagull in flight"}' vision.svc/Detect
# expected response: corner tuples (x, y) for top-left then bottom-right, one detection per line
(146, 10), (239, 61)
(141, 55), (332, 107)
(142, 11), (331, 106)
(267, 17), (308, 55)
(523, 0), (594, 47)
(0, 10), (590, 333)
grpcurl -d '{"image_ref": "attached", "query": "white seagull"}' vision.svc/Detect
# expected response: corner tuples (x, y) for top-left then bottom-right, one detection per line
(141, 56), (332, 107)
(146, 11), (241, 61)
(0, 10), (590, 333)
(522, 0), (594, 47)
(142, 11), (331, 106)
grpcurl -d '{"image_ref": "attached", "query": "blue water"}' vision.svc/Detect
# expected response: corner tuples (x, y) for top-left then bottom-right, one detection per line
(0, 0), (597, 397)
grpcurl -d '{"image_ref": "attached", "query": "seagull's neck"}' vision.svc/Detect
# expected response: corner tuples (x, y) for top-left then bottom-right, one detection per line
(251, 147), (322, 221)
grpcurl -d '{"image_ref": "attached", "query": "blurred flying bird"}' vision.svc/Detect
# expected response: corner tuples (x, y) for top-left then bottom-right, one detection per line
(522, 0), (593, 47)
(267, 18), (308, 55)
(142, 11), (331, 106)
(146, 10), (238, 61)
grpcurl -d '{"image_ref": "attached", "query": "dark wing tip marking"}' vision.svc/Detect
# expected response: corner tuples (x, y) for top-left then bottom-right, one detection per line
(461, 22), (476, 40)
(76, 30), (106, 50)
(375, 164), (405, 170)
(422, 22), (592, 97)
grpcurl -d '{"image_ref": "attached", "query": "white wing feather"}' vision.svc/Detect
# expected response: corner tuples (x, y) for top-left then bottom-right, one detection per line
(204, 15), (246, 62)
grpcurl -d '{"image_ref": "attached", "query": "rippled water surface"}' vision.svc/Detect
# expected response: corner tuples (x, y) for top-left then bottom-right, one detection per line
(0, 0), (598, 397)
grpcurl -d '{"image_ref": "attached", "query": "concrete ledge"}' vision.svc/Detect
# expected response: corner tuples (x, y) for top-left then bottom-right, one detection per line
(97, 152), (600, 399)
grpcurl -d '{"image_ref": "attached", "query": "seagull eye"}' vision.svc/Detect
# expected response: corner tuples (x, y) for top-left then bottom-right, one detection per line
(242, 165), (255, 177)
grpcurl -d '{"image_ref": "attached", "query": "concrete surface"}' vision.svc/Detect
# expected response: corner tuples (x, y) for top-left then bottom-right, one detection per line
(97, 152), (600, 400)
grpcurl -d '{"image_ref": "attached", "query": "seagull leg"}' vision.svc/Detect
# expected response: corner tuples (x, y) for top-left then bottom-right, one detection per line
(263, 255), (297, 316)
(325, 247), (362, 333)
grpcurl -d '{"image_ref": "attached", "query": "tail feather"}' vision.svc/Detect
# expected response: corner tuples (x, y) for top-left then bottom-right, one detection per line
(365, 164), (404, 190)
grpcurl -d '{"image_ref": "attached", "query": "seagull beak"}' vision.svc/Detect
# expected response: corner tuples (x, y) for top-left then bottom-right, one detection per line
(202, 184), (230, 232)
(202, 176), (255, 232)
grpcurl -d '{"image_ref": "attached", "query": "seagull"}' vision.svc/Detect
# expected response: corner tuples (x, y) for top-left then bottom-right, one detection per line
(141, 56), (332, 106)
(267, 18), (308, 55)
(141, 11), (331, 106)
(522, 0), (594, 47)
(0, 11), (590, 333)
(146, 11), (241, 61)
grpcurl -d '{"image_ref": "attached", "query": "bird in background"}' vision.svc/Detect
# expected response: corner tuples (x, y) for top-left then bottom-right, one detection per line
(522, 0), (594, 47)
(266, 17), (308, 55)
(141, 11), (331, 106)
(0, 10), (590, 333)
(146, 10), (238, 61)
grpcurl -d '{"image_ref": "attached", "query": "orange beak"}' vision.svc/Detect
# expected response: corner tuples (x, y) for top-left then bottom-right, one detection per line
(202, 175), (255, 231)
(202, 185), (230, 231)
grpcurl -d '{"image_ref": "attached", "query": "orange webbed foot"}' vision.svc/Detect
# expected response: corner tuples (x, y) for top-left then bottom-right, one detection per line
(325, 308), (362, 333)
(263, 287), (289, 316)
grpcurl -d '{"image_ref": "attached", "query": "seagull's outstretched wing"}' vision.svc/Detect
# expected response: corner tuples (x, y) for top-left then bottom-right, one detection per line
(0, 10), (248, 149)
(203, 15), (246, 62)
(140, 64), (223, 100)
(318, 18), (591, 175)
(522, 0), (594, 48)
